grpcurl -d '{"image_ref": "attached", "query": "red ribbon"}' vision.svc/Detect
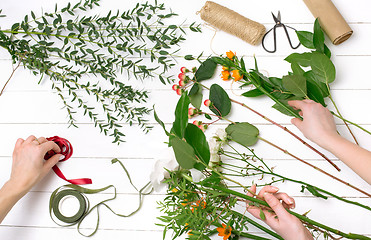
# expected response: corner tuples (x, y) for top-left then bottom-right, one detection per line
(45, 136), (92, 185)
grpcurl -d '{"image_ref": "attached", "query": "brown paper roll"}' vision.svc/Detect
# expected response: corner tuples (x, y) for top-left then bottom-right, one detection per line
(303, 0), (353, 45)
(199, 1), (266, 45)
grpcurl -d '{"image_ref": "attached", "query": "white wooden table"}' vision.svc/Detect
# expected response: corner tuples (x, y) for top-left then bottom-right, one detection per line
(1, 0), (371, 239)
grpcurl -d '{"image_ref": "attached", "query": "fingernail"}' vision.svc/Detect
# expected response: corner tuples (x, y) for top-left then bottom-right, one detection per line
(288, 198), (294, 204)
(59, 155), (65, 160)
(271, 186), (279, 192)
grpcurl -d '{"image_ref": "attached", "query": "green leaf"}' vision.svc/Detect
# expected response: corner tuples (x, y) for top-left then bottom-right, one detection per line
(324, 44), (331, 58)
(305, 185), (328, 200)
(284, 52), (312, 67)
(296, 31), (315, 49)
(226, 122), (259, 147)
(11, 23), (20, 31)
(194, 58), (217, 82)
(170, 136), (197, 169)
(184, 124), (210, 170)
(291, 63), (305, 76)
(307, 79), (326, 106)
(172, 92), (190, 138)
(304, 70), (329, 97)
(268, 77), (285, 90)
(153, 106), (169, 136)
(282, 75), (307, 97)
(313, 18), (325, 53)
(241, 88), (264, 97)
(209, 84), (231, 117)
(189, 84), (203, 109)
(184, 55), (194, 60)
(311, 52), (336, 84)
(259, 209), (266, 221)
(272, 97), (302, 117)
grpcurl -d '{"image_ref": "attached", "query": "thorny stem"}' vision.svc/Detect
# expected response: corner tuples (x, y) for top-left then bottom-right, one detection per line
(328, 94), (359, 145)
(229, 98), (341, 172)
(258, 136), (371, 198)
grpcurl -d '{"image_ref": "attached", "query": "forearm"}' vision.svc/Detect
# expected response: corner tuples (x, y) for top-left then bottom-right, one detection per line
(0, 181), (25, 223)
(322, 134), (371, 185)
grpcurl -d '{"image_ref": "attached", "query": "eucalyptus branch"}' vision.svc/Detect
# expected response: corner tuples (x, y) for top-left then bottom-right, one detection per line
(0, 0), (201, 143)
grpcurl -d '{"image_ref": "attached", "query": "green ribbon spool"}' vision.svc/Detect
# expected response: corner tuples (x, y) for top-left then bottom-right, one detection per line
(52, 189), (87, 223)
(49, 158), (153, 237)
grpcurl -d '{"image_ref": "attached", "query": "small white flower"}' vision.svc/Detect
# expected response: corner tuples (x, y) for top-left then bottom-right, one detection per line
(215, 128), (228, 142)
(150, 149), (179, 192)
(208, 137), (221, 155)
(189, 169), (205, 182)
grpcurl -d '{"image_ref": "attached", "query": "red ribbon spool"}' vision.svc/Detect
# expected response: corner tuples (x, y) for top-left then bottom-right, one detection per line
(45, 136), (92, 185)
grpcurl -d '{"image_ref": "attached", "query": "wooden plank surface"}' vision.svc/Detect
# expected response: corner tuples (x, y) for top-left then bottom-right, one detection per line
(0, 0), (370, 239)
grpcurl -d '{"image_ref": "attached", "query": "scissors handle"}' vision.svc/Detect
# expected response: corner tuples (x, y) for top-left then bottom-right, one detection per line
(262, 26), (277, 53)
(282, 25), (301, 50)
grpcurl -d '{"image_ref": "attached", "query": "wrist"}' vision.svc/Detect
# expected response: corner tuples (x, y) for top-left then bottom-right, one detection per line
(2, 180), (28, 200)
(316, 132), (342, 150)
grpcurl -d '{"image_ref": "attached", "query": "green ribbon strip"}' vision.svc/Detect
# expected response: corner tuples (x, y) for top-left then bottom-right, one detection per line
(49, 158), (153, 237)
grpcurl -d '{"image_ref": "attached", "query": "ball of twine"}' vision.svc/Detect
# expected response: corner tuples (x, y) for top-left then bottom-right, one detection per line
(199, 1), (266, 45)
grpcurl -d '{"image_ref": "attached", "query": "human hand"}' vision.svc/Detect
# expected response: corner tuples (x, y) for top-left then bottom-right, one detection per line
(288, 100), (338, 148)
(8, 135), (63, 195)
(246, 185), (313, 240)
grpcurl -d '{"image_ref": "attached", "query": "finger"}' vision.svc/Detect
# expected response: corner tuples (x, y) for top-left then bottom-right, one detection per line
(43, 154), (62, 173)
(303, 99), (315, 103)
(287, 100), (305, 110)
(247, 184), (257, 197)
(299, 111), (303, 117)
(263, 193), (290, 219)
(25, 135), (37, 143)
(15, 138), (24, 148)
(274, 192), (295, 209)
(291, 118), (303, 130)
(257, 185), (279, 199)
(37, 137), (47, 144)
(40, 141), (61, 154)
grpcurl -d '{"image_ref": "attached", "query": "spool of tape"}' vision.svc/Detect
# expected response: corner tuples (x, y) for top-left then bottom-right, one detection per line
(52, 189), (87, 224)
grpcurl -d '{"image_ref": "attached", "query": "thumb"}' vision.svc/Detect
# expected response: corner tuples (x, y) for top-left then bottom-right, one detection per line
(264, 193), (289, 219)
(43, 154), (64, 172)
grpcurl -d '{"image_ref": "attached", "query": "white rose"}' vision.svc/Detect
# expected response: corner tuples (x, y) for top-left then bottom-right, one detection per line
(150, 149), (179, 192)
(189, 169), (205, 182)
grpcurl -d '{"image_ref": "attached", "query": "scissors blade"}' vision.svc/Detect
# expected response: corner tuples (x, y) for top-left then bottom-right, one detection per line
(271, 11), (281, 24)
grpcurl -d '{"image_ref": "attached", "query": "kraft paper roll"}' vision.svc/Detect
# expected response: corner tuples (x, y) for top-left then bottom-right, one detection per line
(199, 1), (266, 45)
(303, 0), (353, 45)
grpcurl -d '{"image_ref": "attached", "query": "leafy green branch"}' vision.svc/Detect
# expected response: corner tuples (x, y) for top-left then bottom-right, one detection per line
(0, 0), (201, 143)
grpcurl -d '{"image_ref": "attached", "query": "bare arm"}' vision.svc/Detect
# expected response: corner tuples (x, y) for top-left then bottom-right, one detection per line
(288, 100), (371, 184)
(0, 136), (62, 223)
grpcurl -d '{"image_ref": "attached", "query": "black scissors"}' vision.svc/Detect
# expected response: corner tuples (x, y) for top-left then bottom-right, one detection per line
(262, 11), (301, 53)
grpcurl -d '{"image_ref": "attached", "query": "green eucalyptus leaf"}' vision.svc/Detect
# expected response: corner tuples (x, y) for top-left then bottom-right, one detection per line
(194, 58), (217, 82)
(184, 123), (210, 169)
(311, 52), (336, 84)
(209, 84), (231, 117)
(170, 136), (197, 169)
(241, 88), (264, 97)
(226, 122), (259, 147)
(307, 78), (326, 106)
(282, 75), (307, 97)
(172, 92), (190, 138)
(189, 84), (203, 109)
(259, 209), (266, 221)
(154, 106), (169, 136)
(284, 52), (312, 67)
(296, 31), (315, 49)
(313, 18), (325, 53)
